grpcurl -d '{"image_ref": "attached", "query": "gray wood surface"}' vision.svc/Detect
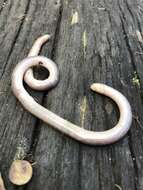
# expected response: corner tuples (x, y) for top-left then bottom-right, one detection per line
(0, 0), (143, 189)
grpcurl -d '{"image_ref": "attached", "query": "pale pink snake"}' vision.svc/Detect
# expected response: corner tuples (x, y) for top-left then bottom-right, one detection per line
(11, 35), (132, 145)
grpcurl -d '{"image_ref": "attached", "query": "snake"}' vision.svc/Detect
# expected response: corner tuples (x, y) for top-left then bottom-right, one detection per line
(11, 35), (132, 145)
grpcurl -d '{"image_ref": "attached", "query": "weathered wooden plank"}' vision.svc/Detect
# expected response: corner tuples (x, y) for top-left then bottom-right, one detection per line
(0, 0), (143, 190)
(0, 0), (61, 189)
(25, 0), (143, 190)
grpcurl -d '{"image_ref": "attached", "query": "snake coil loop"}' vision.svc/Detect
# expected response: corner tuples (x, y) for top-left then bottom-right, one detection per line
(11, 35), (132, 145)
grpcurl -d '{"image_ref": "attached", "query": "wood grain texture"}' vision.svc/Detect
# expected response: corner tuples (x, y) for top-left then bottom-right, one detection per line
(0, 0), (61, 189)
(0, 0), (143, 189)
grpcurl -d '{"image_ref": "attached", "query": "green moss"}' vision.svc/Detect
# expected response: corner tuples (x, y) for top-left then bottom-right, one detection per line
(14, 137), (28, 160)
(132, 71), (140, 88)
(80, 96), (87, 128)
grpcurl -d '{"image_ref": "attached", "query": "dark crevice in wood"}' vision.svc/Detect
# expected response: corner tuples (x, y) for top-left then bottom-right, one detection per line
(128, 132), (138, 190)
(0, 0), (31, 79)
(125, 0), (135, 23)
(106, 32), (112, 56)
(98, 160), (102, 190)
(78, 146), (82, 190)
(24, 0), (63, 160)
(120, 16), (135, 68)
(50, 0), (63, 60)
(21, 121), (43, 190)
(24, 118), (42, 161)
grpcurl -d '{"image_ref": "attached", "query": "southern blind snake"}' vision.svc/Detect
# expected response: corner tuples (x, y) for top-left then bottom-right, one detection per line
(11, 35), (132, 145)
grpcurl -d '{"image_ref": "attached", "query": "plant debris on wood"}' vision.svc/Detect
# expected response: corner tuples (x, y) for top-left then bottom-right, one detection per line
(9, 160), (33, 186)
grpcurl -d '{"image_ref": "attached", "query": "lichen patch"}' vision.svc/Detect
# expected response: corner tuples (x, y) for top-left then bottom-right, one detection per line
(71, 11), (79, 25)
